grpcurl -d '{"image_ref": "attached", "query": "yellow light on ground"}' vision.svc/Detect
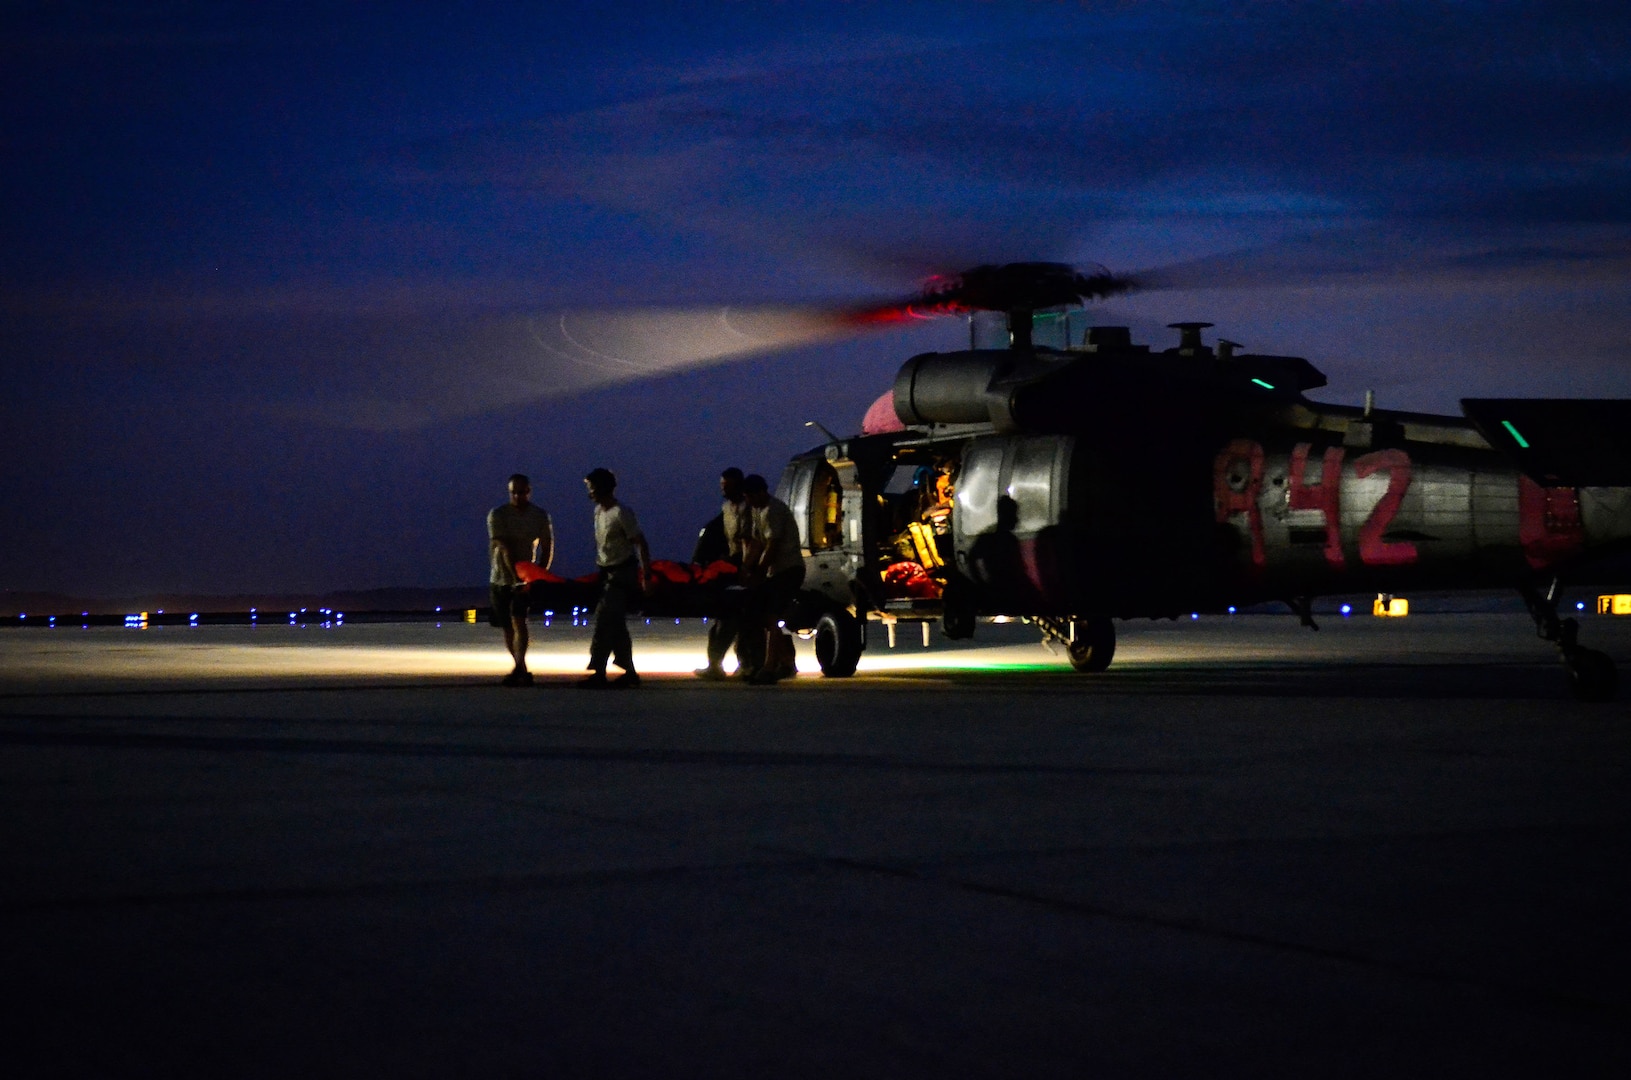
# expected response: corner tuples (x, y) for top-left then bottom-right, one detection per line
(1373, 597), (1409, 617)
(1597, 594), (1631, 615)
(465, 609), (478, 623)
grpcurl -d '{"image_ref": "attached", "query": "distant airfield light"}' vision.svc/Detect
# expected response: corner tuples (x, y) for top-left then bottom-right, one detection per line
(1190, 613), (1199, 620)
(1341, 604), (1353, 616)
(1578, 601), (1587, 612)
(1227, 606), (1236, 614)
(1500, 420), (1531, 449)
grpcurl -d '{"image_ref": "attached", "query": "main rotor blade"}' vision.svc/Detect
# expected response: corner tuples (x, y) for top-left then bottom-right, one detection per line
(536, 303), (901, 379)
(1124, 226), (1631, 293)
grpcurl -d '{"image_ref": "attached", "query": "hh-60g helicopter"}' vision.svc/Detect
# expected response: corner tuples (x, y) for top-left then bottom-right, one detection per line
(743, 262), (1631, 700)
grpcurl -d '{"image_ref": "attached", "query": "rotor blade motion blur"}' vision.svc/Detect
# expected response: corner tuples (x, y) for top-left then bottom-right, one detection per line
(538, 305), (865, 379)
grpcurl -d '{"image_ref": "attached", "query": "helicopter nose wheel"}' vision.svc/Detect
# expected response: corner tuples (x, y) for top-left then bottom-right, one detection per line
(1066, 616), (1116, 673)
(813, 609), (864, 678)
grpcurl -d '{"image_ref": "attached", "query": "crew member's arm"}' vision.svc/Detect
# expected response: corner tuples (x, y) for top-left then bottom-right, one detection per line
(536, 518), (553, 571)
(488, 512), (516, 579)
(634, 530), (654, 593)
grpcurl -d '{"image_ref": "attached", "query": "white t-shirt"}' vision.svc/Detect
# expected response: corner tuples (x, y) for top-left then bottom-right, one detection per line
(488, 502), (553, 585)
(752, 497), (805, 576)
(721, 497), (752, 561)
(594, 502), (643, 567)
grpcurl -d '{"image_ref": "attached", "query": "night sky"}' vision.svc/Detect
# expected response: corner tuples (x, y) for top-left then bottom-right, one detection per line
(4, 1), (1629, 597)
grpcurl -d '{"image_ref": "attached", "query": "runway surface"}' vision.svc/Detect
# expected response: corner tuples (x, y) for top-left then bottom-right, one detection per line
(2, 614), (1628, 1076)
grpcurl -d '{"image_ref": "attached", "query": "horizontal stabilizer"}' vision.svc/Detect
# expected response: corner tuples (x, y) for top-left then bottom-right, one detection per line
(1462, 398), (1631, 486)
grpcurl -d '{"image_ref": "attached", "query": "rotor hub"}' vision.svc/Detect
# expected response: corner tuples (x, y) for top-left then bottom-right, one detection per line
(918, 262), (1130, 314)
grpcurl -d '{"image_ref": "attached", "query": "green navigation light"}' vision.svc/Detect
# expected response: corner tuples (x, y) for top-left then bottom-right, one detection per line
(1250, 378), (1275, 390)
(1500, 420), (1531, 449)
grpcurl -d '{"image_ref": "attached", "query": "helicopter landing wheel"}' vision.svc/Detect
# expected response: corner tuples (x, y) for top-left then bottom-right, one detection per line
(814, 610), (863, 678)
(1565, 647), (1618, 702)
(1067, 616), (1116, 673)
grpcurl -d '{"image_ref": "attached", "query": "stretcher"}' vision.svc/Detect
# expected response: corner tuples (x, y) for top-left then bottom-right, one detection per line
(511, 559), (747, 619)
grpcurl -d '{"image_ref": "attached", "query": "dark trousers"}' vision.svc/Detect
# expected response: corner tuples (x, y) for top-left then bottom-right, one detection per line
(588, 560), (638, 672)
(706, 613), (743, 667)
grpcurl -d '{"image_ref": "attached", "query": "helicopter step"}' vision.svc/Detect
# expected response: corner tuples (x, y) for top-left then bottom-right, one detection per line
(1032, 615), (1116, 673)
(1520, 578), (1619, 702)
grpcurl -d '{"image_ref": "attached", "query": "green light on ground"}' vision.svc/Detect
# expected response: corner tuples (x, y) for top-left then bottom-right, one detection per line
(1250, 378), (1275, 390)
(1501, 420), (1531, 448)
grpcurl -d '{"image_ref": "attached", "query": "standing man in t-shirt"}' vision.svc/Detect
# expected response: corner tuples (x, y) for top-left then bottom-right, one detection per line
(742, 472), (806, 684)
(488, 473), (553, 687)
(695, 466), (755, 680)
(582, 467), (652, 689)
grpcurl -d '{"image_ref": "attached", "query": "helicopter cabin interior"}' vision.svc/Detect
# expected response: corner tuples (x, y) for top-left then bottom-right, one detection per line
(778, 439), (963, 618)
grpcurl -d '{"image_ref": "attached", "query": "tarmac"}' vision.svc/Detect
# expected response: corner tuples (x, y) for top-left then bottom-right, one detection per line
(2, 614), (1628, 1077)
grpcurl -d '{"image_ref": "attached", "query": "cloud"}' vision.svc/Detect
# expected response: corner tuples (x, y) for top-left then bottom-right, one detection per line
(393, 2), (1631, 279)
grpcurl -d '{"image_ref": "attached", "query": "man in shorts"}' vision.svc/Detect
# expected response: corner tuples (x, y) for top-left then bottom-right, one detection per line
(581, 467), (653, 689)
(488, 473), (553, 686)
(742, 472), (806, 684)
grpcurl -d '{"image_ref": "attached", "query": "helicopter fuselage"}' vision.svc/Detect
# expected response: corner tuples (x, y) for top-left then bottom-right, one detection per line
(775, 338), (1631, 632)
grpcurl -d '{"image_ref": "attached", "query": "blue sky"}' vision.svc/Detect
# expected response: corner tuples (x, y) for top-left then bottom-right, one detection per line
(3, 1), (1629, 595)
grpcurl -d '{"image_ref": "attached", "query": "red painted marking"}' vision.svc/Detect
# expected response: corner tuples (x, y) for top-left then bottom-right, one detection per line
(1354, 449), (1417, 566)
(1017, 536), (1046, 595)
(1288, 443), (1346, 569)
(1518, 476), (1585, 569)
(1213, 439), (1266, 567)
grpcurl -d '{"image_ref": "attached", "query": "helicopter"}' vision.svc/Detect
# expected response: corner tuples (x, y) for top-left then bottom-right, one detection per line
(724, 261), (1631, 700)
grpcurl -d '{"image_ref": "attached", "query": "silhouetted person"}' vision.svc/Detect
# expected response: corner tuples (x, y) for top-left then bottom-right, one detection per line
(968, 495), (1030, 609)
(580, 467), (652, 689)
(742, 473), (805, 684)
(696, 466), (754, 680)
(488, 473), (553, 686)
